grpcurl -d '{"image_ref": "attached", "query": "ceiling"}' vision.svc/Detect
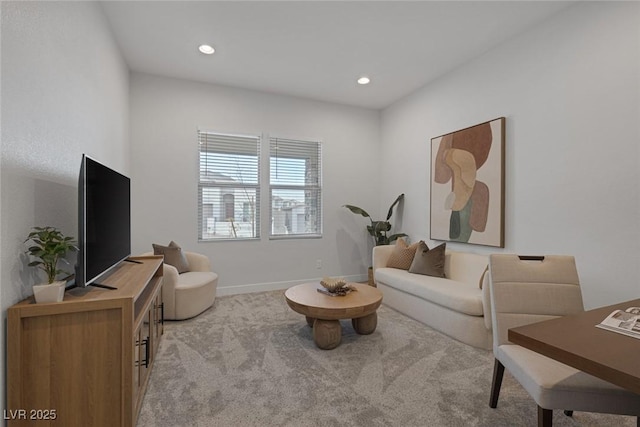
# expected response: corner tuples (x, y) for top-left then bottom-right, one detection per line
(101, 1), (573, 110)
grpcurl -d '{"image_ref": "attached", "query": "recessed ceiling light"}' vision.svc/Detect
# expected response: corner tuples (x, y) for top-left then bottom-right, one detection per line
(198, 44), (215, 55)
(357, 76), (371, 85)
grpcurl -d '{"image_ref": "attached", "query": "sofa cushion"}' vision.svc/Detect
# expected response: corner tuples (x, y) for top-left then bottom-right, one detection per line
(153, 241), (190, 273)
(409, 242), (446, 277)
(386, 238), (420, 270)
(444, 251), (489, 285)
(177, 271), (218, 289)
(376, 267), (484, 316)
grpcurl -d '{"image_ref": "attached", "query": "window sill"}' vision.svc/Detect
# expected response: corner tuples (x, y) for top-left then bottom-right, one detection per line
(269, 234), (322, 240)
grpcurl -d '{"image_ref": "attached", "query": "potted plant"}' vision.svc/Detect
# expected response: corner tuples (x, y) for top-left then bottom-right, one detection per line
(25, 226), (77, 303)
(343, 193), (407, 246)
(343, 194), (407, 285)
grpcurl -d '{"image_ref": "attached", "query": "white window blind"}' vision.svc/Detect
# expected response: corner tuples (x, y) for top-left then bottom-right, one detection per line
(269, 137), (322, 238)
(198, 131), (260, 240)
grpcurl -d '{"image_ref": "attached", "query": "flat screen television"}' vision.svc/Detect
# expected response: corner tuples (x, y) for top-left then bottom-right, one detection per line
(75, 154), (131, 288)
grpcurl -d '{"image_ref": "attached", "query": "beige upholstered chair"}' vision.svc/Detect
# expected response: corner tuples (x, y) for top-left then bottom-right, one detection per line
(144, 251), (218, 320)
(487, 254), (640, 427)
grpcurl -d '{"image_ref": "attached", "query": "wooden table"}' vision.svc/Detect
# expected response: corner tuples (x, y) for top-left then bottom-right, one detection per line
(508, 298), (640, 394)
(285, 282), (383, 350)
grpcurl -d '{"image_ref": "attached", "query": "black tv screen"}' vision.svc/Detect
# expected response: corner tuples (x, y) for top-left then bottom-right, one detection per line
(76, 154), (131, 287)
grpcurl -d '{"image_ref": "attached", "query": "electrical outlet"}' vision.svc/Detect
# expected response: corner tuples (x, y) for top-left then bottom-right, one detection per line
(316, 259), (322, 269)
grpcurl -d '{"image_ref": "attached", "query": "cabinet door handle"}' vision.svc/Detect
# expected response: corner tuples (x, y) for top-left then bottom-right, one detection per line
(136, 338), (150, 368)
(144, 337), (150, 368)
(154, 303), (165, 326)
(135, 337), (151, 368)
(135, 338), (150, 368)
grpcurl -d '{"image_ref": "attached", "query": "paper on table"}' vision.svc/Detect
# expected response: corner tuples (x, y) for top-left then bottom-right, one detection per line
(595, 307), (640, 339)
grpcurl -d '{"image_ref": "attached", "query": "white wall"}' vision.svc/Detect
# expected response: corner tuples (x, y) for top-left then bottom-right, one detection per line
(1, 0), (129, 409)
(130, 73), (380, 294)
(380, 2), (640, 308)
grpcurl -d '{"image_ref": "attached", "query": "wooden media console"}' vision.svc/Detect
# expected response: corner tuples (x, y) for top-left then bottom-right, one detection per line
(7, 256), (164, 426)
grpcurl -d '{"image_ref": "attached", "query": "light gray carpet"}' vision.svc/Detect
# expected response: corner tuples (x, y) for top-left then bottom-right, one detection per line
(137, 290), (635, 427)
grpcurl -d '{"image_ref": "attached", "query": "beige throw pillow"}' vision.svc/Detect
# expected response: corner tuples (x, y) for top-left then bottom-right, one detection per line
(153, 241), (190, 273)
(386, 239), (421, 270)
(408, 242), (446, 278)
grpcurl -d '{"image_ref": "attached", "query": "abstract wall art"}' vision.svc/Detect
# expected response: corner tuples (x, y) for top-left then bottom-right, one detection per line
(430, 117), (505, 248)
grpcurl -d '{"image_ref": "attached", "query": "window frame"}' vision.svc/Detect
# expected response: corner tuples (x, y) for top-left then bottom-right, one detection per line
(197, 130), (261, 242)
(268, 136), (323, 240)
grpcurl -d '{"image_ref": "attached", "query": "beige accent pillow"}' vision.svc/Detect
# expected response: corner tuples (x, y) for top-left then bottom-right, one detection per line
(408, 242), (446, 278)
(153, 241), (190, 273)
(386, 239), (421, 270)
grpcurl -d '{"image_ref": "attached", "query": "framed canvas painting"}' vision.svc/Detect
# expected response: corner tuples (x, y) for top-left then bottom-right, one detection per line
(430, 117), (505, 248)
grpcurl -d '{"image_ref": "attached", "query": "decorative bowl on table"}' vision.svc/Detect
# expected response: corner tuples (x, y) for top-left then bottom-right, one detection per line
(318, 277), (354, 296)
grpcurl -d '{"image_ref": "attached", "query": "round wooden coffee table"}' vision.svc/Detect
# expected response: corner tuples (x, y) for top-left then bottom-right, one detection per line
(285, 282), (383, 350)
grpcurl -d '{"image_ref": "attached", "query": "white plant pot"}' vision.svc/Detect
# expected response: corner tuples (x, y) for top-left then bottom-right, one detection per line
(33, 281), (66, 303)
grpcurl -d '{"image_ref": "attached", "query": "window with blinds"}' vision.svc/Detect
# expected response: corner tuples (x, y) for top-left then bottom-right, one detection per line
(269, 137), (322, 238)
(198, 131), (260, 240)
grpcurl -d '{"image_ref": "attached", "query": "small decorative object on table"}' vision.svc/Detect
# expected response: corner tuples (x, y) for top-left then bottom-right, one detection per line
(318, 277), (356, 297)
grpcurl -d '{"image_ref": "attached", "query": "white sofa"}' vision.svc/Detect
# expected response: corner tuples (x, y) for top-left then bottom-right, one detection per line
(373, 245), (492, 349)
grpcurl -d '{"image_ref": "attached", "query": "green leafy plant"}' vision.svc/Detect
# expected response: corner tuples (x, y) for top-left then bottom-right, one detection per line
(25, 226), (77, 284)
(343, 193), (407, 246)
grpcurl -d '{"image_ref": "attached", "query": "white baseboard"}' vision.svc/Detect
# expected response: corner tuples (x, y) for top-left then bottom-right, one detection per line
(216, 274), (368, 296)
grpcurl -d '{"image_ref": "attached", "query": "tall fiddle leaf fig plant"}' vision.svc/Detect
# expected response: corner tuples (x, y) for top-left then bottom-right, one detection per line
(343, 193), (407, 246)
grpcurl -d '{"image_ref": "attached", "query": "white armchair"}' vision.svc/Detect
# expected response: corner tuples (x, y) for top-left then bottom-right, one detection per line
(144, 251), (218, 320)
(164, 251), (218, 320)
